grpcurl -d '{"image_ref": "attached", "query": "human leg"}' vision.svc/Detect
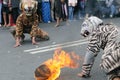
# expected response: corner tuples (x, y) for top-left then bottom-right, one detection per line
(68, 6), (74, 20)
(78, 51), (95, 77)
(0, 3), (2, 27)
(36, 28), (49, 40)
(110, 5), (116, 18)
(3, 12), (7, 27)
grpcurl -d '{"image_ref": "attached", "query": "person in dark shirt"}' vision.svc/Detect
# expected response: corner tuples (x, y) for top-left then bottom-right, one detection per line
(54, 0), (62, 27)
(85, 0), (97, 16)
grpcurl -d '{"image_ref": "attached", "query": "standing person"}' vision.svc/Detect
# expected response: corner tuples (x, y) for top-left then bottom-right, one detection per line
(37, 0), (42, 22)
(2, 0), (9, 27)
(6, 0), (12, 27)
(54, 0), (62, 27)
(8, 0), (20, 26)
(105, 0), (116, 18)
(61, 0), (68, 21)
(41, 0), (51, 23)
(78, 0), (85, 19)
(68, 0), (77, 20)
(50, 0), (55, 22)
(0, 0), (2, 27)
(85, 0), (97, 16)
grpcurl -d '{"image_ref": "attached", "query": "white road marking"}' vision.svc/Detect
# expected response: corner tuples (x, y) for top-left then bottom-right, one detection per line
(30, 41), (89, 54)
(24, 38), (89, 52)
(24, 38), (89, 54)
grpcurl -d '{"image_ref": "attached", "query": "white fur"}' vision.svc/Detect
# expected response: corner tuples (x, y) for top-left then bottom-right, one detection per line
(80, 16), (103, 37)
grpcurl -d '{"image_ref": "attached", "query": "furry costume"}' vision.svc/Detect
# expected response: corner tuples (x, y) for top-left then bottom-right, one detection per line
(79, 16), (120, 80)
(10, 0), (49, 47)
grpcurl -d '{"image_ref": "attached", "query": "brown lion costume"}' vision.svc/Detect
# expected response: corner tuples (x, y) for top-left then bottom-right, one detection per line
(10, 0), (49, 47)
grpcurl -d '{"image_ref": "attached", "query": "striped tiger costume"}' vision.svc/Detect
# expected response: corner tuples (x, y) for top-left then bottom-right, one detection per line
(79, 16), (120, 80)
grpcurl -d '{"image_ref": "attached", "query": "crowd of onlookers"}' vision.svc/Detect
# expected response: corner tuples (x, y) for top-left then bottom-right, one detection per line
(0, 0), (20, 27)
(0, 0), (120, 28)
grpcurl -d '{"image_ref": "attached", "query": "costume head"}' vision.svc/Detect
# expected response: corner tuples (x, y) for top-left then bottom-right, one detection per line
(20, 0), (38, 16)
(80, 16), (103, 37)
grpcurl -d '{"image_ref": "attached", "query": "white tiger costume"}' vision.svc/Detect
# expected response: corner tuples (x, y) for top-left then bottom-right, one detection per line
(79, 16), (120, 80)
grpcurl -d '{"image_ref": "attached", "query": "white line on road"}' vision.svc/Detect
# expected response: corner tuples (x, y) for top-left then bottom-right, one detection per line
(24, 38), (89, 53)
(29, 41), (89, 54)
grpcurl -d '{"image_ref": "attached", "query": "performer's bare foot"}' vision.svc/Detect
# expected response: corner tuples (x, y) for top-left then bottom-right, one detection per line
(14, 42), (21, 48)
(113, 77), (120, 80)
(32, 41), (38, 45)
(77, 72), (91, 78)
(32, 37), (38, 45)
(14, 37), (21, 47)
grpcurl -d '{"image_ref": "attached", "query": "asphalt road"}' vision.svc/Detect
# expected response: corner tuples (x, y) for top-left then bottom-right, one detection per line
(0, 17), (120, 80)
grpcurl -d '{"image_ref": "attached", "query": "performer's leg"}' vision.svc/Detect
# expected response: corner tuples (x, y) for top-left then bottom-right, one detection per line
(78, 51), (96, 77)
(9, 27), (25, 42)
(36, 28), (49, 40)
(9, 27), (16, 38)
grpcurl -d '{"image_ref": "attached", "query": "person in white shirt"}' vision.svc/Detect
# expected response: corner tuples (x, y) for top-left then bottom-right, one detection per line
(68, 0), (77, 20)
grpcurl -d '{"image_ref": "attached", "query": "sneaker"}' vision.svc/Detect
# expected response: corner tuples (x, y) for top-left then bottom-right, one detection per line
(48, 21), (51, 23)
(0, 24), (2, 27)
(102, 15), (105, 18)
(110, 15), (113, 18)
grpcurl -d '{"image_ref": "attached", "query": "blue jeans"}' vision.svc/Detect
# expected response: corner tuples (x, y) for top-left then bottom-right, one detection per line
(78, 1), (85, 18)
(0, 3), (2, 23)
(100, 5), (116, 16)
(68, 6), (74, 20)
(110, 5), (116, 16)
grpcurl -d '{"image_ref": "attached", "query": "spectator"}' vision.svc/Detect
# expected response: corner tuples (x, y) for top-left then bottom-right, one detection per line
(0, 0), (2, 27)
(78, 0), (85, 19)
(2, 0), (9, 27)
(68, 0), (77, 20)
(50, 0), (55, 22)
(105, 0), (116, 18)
(8, 0), (20, 26)
(115, 7), (120, 17)
(85, 0), (97, 16)
(114, 0), (120, 17)
(61, 0), (68, 21)
(41, 0), (51, 23)
(99, 0), (116, 18)
(93, 0), (106, 18)
(36, 0), (42, 22)
(54, 0), (62, 27)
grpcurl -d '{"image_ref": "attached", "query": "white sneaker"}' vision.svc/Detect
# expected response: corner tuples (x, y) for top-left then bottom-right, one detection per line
(110, 15), (113, 18)
(48, 21), (51, 23)
(0, 24), (2, 27)
(102, 15), (105, 18)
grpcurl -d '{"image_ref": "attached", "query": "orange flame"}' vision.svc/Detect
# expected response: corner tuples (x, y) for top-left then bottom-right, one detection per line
(41, 49), (80, 80)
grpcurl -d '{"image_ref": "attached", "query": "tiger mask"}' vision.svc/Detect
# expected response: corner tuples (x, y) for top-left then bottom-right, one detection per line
(80, 16), (103, 37)
(20, 0), (38, 16)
